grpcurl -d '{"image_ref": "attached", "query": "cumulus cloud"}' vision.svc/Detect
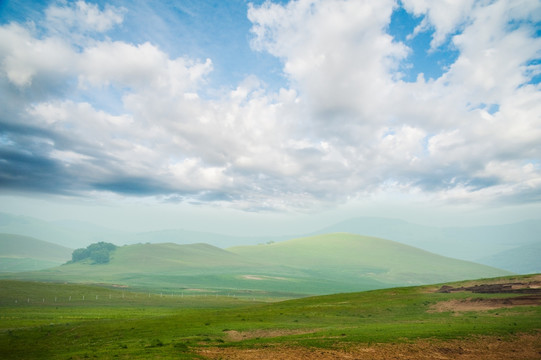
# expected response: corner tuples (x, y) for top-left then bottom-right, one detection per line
(0, 0), (540, 211)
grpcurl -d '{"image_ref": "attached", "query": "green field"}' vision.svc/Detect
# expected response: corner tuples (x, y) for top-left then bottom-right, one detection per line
(1, 275), (540, 359)
(2, 234), (511, 297)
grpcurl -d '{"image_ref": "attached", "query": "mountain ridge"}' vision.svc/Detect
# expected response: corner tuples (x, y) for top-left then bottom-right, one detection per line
(0, 233), (73, 272)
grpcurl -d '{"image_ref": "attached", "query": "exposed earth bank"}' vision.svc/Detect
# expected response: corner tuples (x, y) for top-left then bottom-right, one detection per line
(199, 333), (541, 359)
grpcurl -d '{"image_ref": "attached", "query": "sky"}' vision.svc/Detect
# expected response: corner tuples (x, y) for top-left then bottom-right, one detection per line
(0, 0), (540, 235)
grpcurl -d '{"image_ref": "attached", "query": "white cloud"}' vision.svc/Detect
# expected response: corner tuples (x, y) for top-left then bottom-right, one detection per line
(402, 0), (476, 48)
(167, 158), (233, 190)
(79, 41), (213, 93)
(249, 0), (407, 127)
(444, 0), (541, 103)
(0, 0), (540, 211)
(0, 24), (75, 87)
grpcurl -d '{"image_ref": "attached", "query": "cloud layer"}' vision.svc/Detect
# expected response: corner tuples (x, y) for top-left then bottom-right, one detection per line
(0, 0), (540, 211)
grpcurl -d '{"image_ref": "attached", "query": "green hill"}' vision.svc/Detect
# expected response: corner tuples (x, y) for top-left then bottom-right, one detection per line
(4, 243), (272, 294)
(2, 234), (511, 296)
(0, 233), (73, 272)
(229, 233), (511, 286)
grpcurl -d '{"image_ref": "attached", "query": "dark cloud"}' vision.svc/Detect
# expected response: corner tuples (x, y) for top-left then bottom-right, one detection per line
(92, 177), (173, 196)
(0, 148), (72, 194)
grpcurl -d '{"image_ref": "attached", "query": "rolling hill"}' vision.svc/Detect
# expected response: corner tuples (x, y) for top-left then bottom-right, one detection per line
(1, 212), (539, 274)
(228, 233), (511, 285)
(0, 233), (73, 272)
(3, 233), (511, 296)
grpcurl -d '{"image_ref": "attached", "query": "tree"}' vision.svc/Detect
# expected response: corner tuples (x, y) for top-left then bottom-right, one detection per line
(71, 248), (89, 262)
(69, 242), (117, 265)
(90, 249), (110, 264)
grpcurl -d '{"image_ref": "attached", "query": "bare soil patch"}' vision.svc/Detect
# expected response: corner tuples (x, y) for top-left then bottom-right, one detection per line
(436, 276), (541, 295)
(199, 333), (541, 359)
(224, 329), (317, 342)
(430, 295), (541, 313)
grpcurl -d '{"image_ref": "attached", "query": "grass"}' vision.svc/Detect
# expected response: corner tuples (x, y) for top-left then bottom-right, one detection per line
(1, 274), (540, 359)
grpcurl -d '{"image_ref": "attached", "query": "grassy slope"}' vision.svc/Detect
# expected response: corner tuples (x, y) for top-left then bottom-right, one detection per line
(13, 243), (260, 292)
(229, 233), (511, 285)
(0, 275), (539, 359)
(0, 233), (73, 272)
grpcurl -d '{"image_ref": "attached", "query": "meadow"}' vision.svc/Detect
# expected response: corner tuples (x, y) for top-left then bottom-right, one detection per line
(1, 275), (540, 359)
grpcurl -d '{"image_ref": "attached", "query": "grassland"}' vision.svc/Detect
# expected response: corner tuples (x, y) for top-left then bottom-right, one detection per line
(1, 274), (540, 359)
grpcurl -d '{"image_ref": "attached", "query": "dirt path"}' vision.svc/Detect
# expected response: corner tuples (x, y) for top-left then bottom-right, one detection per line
(199, 333), (541, 360)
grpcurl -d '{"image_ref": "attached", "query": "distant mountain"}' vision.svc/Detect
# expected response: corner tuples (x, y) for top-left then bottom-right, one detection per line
(476, 243), (541, 274)
(3, 233), (510, 296)
(123, 229), (292, 248)
(314, 217), (541, 263)
(0, 233), (73, 272)
(0, 212), (292, 249)
(0, 212), (123, 248)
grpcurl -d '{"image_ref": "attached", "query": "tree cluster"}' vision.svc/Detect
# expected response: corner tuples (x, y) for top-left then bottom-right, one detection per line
(70, 242), (117, 264)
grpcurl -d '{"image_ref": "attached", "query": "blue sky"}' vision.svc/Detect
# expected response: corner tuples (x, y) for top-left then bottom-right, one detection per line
(0, 0), (540, 234)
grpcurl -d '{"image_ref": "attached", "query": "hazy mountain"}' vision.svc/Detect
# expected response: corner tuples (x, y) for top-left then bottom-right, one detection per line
(0, 212), (292, 249)
(120, 229), (292, 248)
(3, 233), (510, 296)
(0, 212), (123, 248)
(314, 217), (541, 261)
(476, 243), (541, 274)
(0, 233), (72, 272)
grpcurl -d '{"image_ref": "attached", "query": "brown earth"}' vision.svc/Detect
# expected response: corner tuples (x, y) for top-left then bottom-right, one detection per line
(430, 276), (541, 313)
(224, 329), (317, 342)
(436, 275), (541, 294)
(430, 295), (541, 313)
(198, 333), (541, 359)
